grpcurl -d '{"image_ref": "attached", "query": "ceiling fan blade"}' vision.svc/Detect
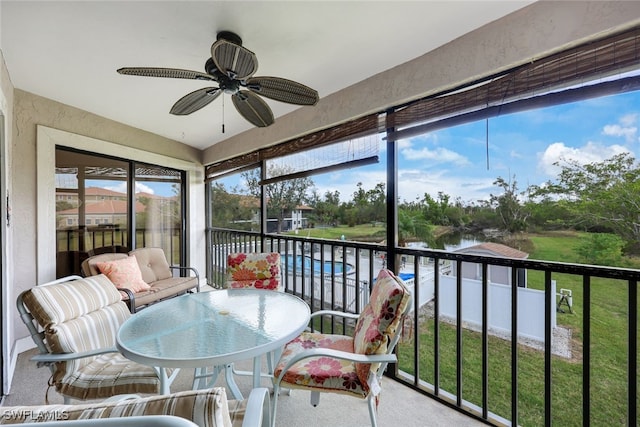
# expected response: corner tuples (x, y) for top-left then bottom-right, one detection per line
(211, 39), (258, 80)
(117, 67), (214, 81)
(232, 90), (274, 127)
(170, 87), (221, 115)
(246, 76), (319, 106)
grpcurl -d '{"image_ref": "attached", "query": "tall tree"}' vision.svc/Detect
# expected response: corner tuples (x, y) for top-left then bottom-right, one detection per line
(344, 182), (387, 226)
(366, 182), (387, 224)
(242, 165), (314, 232)
(308, 189), (341, 226)
(422, 192), (451, 225)
(487, 175), (530, 232)
(531, 152), (640, 252)
(210, 182), (255, 230)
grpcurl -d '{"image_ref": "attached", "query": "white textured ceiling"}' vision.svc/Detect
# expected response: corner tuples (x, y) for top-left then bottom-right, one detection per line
(1, 1), (533, 150)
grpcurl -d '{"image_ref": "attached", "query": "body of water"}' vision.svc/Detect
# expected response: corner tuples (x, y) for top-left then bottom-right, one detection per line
(407, 232), (486, 252)
(281, 254), (355, 275)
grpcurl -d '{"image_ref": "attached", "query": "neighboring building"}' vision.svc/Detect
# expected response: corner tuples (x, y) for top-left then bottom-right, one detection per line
(56, 187), (127, 206)
(56, 188), (178, 228)
(56, 199), (145, 227)
(453, 242), (529, 287)
(284, 205), (313, 231)
(235, 195), (313, 232)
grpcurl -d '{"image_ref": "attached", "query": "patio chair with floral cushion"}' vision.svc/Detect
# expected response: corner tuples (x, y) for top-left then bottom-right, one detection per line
(270, 268), (412, 427)
(193, 252), (282, 394)
(16, 275), (165, 404)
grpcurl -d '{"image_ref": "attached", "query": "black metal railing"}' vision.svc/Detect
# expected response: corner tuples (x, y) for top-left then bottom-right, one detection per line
(206, 227), (640, 426)
(56, 226), (182, 277)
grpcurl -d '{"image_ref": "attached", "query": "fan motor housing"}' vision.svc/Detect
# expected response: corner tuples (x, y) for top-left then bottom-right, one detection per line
(216, 31), (243, 45)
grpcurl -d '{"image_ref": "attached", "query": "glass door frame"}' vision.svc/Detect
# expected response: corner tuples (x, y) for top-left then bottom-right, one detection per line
(55, 146), (188, 277)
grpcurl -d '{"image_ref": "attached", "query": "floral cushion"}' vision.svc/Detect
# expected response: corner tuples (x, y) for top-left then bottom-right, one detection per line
(226, 252), (282, 291)
(96, 256), (151, 293)
(273, 332), (368, 398)
(273, 269), (411, 399)
(353, 269), (411, 389)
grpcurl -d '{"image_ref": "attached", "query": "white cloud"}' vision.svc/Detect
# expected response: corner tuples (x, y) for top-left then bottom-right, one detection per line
(401, 146), (470, 166)
(314, 169), (387, 202)
(620, 113), (638, 127)
(106, 182), (155, 194)
(602, 113), (639, 143)
(136, 183), (155, 194)
(538, 141), (631, 176)
(396, 168), (494, 204)
(396, 139), (413, 150)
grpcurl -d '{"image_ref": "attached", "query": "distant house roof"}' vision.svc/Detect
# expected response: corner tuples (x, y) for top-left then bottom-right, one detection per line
(84, 187), (127, 197)
(238, 195), (260, 209)
(455, 242), (528, 259)
(58, 200), (145, 215)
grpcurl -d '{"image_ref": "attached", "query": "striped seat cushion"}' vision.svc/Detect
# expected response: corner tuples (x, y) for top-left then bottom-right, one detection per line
(23, 275), (124, 327)
(21, 275), (160, 399)
(56, 353), (161, 400)
(0, 388), (242, 427)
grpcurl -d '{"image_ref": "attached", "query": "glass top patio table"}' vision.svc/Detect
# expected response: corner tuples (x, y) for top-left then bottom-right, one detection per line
(116, 289), (311, 395)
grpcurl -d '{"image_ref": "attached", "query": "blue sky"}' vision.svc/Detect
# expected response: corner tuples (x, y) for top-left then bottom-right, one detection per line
(310, 90), (640, 204)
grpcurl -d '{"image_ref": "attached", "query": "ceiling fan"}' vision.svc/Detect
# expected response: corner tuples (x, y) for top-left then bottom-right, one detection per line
(117, 31), (319, 128)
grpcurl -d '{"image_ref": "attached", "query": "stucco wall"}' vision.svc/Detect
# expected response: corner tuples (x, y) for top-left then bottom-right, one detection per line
(203, 1), (640, 165)
(9, 91), (206, 351)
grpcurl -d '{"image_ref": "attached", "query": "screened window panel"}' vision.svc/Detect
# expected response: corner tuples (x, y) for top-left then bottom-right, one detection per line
(205, 113), (383, 181)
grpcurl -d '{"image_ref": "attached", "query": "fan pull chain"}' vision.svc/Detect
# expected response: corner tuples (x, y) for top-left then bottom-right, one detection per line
(222, 96), (225, 133)
(485, 94), (491, 170)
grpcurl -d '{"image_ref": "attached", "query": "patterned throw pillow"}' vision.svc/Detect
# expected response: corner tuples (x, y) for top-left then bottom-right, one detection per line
(226, 252), (282, 290)
(353, 269), (411, 387)
(96, 256), (151, 293)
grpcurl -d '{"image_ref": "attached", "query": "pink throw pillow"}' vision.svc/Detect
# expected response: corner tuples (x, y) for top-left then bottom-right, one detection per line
(96, 256), (151, 293)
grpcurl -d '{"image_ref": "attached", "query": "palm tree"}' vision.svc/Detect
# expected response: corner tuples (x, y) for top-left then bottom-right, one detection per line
(398, 208), (434, 247)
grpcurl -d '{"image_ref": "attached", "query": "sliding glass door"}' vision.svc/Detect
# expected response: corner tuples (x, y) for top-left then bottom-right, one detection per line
(134, 163), (184, 266)
(55, 148), (185, 277)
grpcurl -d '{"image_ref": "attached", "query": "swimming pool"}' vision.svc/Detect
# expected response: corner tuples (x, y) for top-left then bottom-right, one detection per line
(282, 254), (355, 275)
(398, 272), (415, 281)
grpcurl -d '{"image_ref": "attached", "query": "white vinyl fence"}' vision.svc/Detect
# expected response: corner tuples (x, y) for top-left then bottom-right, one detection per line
(437, 275), (557, 342)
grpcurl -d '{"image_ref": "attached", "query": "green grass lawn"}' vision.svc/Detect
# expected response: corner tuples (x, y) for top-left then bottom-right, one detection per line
(285, 223), (386, 241)
(396, 231), (637, 426)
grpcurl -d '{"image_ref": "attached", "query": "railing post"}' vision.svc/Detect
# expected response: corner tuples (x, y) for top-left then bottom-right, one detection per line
(628, 279), (637, 425)
(545, 271), (553, 426)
